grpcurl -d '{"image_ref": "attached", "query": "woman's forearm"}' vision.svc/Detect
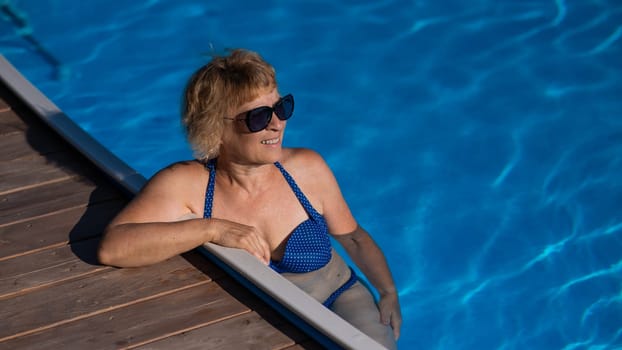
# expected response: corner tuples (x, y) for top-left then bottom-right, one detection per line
(334, 226), (397, 296)
(98, 218), (210, 267)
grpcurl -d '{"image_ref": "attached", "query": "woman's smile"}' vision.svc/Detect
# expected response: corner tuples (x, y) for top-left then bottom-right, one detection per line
(261, 137), (280, 145)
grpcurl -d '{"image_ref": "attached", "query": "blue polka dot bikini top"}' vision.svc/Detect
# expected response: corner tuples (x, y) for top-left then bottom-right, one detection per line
(203, 159), (332, 274)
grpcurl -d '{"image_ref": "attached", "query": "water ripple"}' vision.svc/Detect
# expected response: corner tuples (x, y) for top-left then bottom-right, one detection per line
(553, 0), (568, 26)
(587, 25), (622, 55)
(553, 260), (622, 297)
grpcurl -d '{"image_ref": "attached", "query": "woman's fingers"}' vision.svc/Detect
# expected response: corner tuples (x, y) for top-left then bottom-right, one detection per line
(241, 228), (270, 264)
(237, 225), (271, 264)
(391, 313), (401, 340)
(255, 232), (271, 264)
(379, 294), (402, 340)
(208, 219), (271, 264)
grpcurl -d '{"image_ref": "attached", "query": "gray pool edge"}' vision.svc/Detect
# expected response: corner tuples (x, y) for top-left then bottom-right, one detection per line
(0, 55), (387, 350)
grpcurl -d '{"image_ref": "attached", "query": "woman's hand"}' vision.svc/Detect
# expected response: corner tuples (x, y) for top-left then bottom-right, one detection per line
(207, 218), (272, 265)
(379, 292), (402, 340)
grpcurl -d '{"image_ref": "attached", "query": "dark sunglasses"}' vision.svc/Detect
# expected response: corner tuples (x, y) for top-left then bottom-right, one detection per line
(225, 94), (294, 132)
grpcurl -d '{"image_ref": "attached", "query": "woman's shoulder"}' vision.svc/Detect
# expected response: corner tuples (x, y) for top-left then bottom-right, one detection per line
(154, 159), (206, 176)
(145, 160), (207, 189)
(281, 147), (327, 169)
(117, 160), (207, 221)
(280, 148), (334, 182)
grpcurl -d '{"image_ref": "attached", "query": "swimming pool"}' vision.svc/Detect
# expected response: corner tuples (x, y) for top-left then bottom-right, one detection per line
(2, 0), (621, 348)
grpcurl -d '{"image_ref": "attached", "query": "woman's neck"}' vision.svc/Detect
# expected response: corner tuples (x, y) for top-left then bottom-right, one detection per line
(214, 156), (277, 196)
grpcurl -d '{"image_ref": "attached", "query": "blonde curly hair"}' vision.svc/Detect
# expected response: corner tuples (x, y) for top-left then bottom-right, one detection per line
(181, 49), (276, 160)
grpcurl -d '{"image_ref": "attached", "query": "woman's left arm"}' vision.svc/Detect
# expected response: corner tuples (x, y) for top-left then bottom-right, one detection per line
(333, 226), (402, 340)
(290, 149), (402, 339)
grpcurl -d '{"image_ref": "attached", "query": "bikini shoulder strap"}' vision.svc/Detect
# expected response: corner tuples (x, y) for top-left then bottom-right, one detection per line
(203, 158), (217, 218)
(274, 162), (322, 220)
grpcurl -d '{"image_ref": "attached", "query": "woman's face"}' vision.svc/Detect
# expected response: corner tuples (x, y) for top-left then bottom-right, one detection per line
(220, 88), (287, 165)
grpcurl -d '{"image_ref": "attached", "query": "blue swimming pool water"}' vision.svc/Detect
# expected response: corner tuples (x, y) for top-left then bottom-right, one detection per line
(2, 1), (621, 348)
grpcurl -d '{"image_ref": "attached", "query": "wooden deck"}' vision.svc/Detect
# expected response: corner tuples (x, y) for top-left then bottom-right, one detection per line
(0, 81), (323, 349)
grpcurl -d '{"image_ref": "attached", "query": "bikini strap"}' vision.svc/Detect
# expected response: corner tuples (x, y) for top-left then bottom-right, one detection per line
(274, 162), (322, 221)
(323, 267), (358, 308)
(203, 158), (217, 219)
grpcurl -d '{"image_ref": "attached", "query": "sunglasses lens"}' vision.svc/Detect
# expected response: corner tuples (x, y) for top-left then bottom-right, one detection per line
(243, 95), (295, 132)
(275, 94), (294, 121)
(247, 107), (272, 132)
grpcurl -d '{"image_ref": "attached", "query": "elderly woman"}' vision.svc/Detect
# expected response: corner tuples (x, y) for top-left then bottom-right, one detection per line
(97, 49), (401, 349)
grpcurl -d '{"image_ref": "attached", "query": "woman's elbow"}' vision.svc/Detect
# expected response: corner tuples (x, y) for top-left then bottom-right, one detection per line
(97, 227), (123, 266)
(97, 238), (116, 266)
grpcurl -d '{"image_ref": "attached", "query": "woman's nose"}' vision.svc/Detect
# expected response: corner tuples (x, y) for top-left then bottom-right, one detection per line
(267, 111), (285, 130)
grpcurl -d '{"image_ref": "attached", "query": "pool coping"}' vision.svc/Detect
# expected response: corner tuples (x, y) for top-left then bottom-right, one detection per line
(0, 55), (387, 350)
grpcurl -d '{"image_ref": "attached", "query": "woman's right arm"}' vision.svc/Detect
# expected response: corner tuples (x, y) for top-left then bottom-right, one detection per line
(97, 162), (270, 267)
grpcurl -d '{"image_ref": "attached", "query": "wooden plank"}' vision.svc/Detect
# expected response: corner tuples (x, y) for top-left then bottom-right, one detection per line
(0, 252), (222, 341)
(0, 151), (87, 195)
(133, 312), (298, 350)
(0, 176), (122, 226)
(196, 281), (312, 346)
(0, 281), (250, 350)
(0, 84), (41, 136)
(0, 126), (70, 162)
(0, 96), (9, 111)
(0, 238), (107, 298)
(283, 341), (326, 350)
(0, 107), (26, 136)
(0, 199), (125, 260)
(0, 94), (72, 160)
